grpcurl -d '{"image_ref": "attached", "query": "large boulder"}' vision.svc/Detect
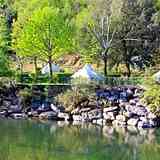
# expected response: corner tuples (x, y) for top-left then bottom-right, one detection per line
(39, 111), (57, 120)
(127, 118), (139, 126)
(88, 109), (102, 121)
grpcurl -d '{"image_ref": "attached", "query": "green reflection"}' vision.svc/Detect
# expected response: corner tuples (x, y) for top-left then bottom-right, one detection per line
(0, 119), (159, 160)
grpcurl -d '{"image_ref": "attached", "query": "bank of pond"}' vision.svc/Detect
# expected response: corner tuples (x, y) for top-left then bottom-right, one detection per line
(0, 83), (159, 129)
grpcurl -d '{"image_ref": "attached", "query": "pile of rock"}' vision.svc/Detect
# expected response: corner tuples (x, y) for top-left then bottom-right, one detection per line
(0, 84), (160, 129)
(71, 86), (160, 128)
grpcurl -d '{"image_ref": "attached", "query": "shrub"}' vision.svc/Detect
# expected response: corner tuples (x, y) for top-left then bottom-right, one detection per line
(142, 77), (160, 114)
(55, 85), (95, 112)
(18, 87), (32, 109)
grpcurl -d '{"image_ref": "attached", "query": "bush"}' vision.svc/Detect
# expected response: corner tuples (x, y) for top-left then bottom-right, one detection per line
(142, 77), (160, 114)
(16, 72), (33, 83)
(18, 87), (32, 109)
(52, 72), (72, 83)
(55, 85), (95, 112)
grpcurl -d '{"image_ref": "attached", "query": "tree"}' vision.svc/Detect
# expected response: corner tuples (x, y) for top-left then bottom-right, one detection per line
(76, 0), (121, 76)
(0, 16), (11, 75)
(13, 7), (75, 78)
(113, 0), (159, 77)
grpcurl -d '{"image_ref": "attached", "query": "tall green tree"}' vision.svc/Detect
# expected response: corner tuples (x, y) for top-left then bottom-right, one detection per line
(13, 7), (75, 78)
(0, 16), (10, 75)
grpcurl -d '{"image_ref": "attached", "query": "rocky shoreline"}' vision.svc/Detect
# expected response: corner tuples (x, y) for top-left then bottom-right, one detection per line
(0, 83), (160, 129)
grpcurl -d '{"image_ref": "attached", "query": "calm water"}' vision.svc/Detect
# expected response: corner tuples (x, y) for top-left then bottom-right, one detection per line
(0, 119), (160, 160)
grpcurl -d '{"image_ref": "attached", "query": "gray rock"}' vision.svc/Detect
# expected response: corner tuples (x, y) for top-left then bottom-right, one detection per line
(129, 99), (137, 105)
(116, 115), (126, 122)
(123, 112), (133, 118)
(139, 116), (147, 121)
(88, 109), (102, 120)
(81, 112), (89, 122)
(126, 104), (147, 116)
(50, 104), (59, 113)
(103, 112), (115, 121)
(148, 112), (157, 120)
(71, 108), (80, 115)
(10, 113), (27, 119)
(137, 120), (155, 128)
(39, 111), (57, 120)
(103, 106), (118, 113)
(58, 112), (70, 121)
(79, 108), (91, 113)
(72, 115), (82, 121)
(96, 118), (103, 125)
(127, 118), (139, 126)
(112, 120), (126, 126)
(3, 100), (11, 108)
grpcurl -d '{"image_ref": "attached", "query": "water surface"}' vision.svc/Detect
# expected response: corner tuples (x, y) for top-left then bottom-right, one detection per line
(0, 119), (160, 160)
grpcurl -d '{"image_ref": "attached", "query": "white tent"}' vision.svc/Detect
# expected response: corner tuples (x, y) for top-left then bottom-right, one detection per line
(41, 63), (61, 74)
(154, 71), (160, 83)
(72, 64), (104, 81)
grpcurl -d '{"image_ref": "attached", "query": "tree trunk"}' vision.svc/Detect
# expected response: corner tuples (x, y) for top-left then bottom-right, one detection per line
(34, 57), (38, 77)
(122, 39), (131, 77)
(126, 62), (131, 77)
(48, 56), (53, 79)
(104, 58), (107, 77)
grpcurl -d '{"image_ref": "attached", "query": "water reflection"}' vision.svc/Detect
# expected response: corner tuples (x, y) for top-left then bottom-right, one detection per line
(0, 119), (160, 160)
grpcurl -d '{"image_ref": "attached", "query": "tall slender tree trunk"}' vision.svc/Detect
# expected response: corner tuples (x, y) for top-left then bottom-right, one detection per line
(122, 39), (131, 77)
(104, 58), (107, 77)
(34, 57), (38, 77)
(126, 62), (131, 77)
(48, 55), (53, 80)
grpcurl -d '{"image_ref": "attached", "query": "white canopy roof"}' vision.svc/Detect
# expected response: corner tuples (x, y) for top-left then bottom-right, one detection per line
(72, 64), (104, 81)
(154, 71), (160, 83)
(41, 63), (61, 74)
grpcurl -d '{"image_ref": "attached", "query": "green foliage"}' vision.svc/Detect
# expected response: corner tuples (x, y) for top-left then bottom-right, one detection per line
(0, 16), (11, 76)
(18, 87), (32, 109)
(55, 86), (94, 111)
(142, 77), (160, 114)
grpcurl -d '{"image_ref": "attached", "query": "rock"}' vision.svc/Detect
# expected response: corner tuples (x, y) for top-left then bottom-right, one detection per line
(126, 104), (147, 116)
(0, 110), (7, 117)
(103, 112), (115, 121)
(137, 121), (155, 128)
(126, 88), (134, 98)
(139, 117), (148, 122)
(3, 100), (11, 108)
(81, 112), (89, 122)
(119, 102), (128, 108)
(116, 115), (126, 122)
(129, 99), (137, 105)
(148, 112), (157, 120)
(58, 112), (70, 121)
(79, 108), (91, 113)
(72, 115), (82, 121)
(123, 112), (133, 118)
(71, 108), (80, 115)
(103, 106), (119, 113)
(10, 113), (27, 119)
(112, 120), (126, 126)
(50, 104), (59, 113)
(88, 109), (102, 120)
(39, 111), (57, 120)
(96, 118), (103, 125)
(31, 111), (39, 117)
(127, 118), (139, 126)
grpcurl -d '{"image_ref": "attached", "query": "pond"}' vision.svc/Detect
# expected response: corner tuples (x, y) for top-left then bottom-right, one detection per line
(0, 119), (160, 160)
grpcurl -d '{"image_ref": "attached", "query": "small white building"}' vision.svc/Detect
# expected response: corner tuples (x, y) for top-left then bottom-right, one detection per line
(41, 63), (61, 74)
(72, 64), (104, 81)
(154, 71), (160, 83)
